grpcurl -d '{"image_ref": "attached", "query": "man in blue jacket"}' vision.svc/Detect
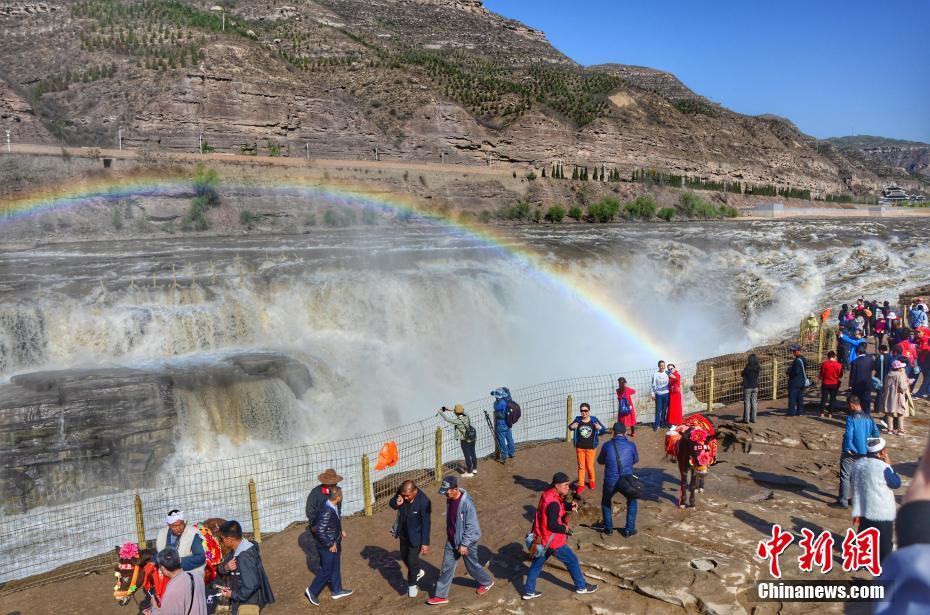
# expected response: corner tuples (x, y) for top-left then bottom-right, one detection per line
(305, 487), (353, 605)
(389, 480), (432, 598)
(493, 394), (516, 462)
(786, 345), (808, 416)
(835, 398), (880, 508)
(596, 423), (640, 537)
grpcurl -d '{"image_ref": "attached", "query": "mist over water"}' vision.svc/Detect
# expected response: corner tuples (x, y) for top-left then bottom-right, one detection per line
(1, 219), (928, 457)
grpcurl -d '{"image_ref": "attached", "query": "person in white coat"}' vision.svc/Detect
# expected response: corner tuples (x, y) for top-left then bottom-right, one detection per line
(851, 438), (901, 562)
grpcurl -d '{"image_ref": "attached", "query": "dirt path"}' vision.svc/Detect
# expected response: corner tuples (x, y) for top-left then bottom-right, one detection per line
(2, 396), (926, 615)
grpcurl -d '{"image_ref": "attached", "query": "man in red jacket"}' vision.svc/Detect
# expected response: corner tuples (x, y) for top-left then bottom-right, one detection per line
(819, 351), (844, 417)
(521, 473), (597, 600)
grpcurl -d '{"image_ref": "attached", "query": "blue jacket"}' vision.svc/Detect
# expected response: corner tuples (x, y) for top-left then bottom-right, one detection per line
(597, 435), (639, 484)
(314, 501), (342, 549)
(842, 412), (880, 455)
(876, 545), (930, 615)
(493, 398), (509, 427)
(786, 355), (808, 388)
(839, 334), (868, 363)
(389, 488), (432, 546)
(569, 415), (606, 448)
(447, 490), (481, 548)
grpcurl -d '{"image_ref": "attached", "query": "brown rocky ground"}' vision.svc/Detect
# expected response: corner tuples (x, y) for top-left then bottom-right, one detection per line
(2, 394), (927, 615)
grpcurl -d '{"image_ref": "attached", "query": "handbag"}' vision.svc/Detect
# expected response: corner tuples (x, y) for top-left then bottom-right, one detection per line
(612, 440), (643, 498)
(524, 531), (555, 559)
(618, 396), (631, 417)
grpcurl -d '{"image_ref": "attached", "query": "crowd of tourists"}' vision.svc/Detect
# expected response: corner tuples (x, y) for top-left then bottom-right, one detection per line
(131, 295), (928, 613)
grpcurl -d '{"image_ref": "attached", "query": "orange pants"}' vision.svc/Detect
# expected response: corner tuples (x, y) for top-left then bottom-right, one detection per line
(576, 448), (596, 486)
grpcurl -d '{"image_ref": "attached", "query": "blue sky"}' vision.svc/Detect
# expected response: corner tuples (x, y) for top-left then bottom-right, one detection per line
(484, 0), (930, 143)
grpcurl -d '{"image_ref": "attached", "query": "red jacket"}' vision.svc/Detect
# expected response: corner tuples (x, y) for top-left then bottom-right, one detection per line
(820, 359), (843, 387)
(531, 487), (568, 550)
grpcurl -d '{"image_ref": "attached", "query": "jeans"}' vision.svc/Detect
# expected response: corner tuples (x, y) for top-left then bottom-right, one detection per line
(434, 542), (492, 598)
(399, 538), (422, 586)
(523, 544), (586, 594)
(742, 387), (758, 421)
(495, 424), (515, 459)
(787, 386), (804, 416)
(820, 385), (839, 414)
(859, 518), (894, 562)
(460, 440), (477, 473)
(653, 393), (669, 430)
(837, 453), (863, 504)
(601, 479), (638, 532)
(308, 543), (342, 597)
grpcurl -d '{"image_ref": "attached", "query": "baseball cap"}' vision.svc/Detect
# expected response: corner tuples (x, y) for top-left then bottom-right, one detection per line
(438, 475), (458, 495)
(790, 344), (802, 351)
(551, 472), (570, 486)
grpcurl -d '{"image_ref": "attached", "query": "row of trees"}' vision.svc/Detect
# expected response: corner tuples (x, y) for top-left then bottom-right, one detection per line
(31, 64), (118, 98)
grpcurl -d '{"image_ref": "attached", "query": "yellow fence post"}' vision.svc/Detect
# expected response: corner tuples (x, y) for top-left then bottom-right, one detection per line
(565, 395), (573, 442)
(134, 494), (146, 550)
(771, 359), (779, 400)
(707, 367), (715, 414)
(361, 454), (373, 517)
(248, 479), (262, 543)
(435, 427), (443, 484)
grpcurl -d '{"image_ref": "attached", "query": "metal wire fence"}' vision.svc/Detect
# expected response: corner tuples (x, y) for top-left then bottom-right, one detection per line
(0, 325), (839, 593)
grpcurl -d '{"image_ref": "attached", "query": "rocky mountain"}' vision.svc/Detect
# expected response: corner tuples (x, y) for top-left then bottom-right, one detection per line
(826, 135), (930, 183)
(0, 0), (904, 196)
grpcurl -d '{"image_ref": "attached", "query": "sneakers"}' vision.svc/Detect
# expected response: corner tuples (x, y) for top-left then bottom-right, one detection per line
(462, 472), (474, 478)
(427, 596), (449, 605)
(408, 585), (419, 598)
(522, 591), (542, 600)
(476, 580), (494, 595)
(472, 469), (478, 474)
(576, 484), (586, 495)
(417, 569), (426, 582)
(305, 587), (320, 606)
(577, 583), (599, 594)
(332, 589), (354, 600)
(587, 482), (595, 490)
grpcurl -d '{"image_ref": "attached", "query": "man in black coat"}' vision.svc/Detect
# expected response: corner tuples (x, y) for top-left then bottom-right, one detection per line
(389, 480), (432, 597)
(217, 520), (275, 615)
(301, 468), (343, 573)
(305, 486), (353, 605)
(848, 342), (875, 413)
(786, 344), (808, 416)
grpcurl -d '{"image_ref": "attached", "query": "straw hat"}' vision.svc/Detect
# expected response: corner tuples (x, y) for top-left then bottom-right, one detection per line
(453, 404), (465, 415)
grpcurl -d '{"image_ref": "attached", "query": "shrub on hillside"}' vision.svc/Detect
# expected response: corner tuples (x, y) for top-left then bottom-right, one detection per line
(624, 195), (657, 220)
(567, 206), (583, 221)
(657, 207), (676, 221)
(678, 191), (718, 218)
(544, 205), (565, 223)
(587, 197), (621, 223)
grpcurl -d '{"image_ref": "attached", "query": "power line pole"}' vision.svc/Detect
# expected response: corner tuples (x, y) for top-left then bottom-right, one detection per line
(118, 126), (123, 151)
(199, 131), (204, 155)
(305, 142), (310, 160)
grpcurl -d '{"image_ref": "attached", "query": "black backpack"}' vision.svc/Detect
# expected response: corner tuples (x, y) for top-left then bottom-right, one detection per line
(505, 400), (521, 427)
(463, 415), (477, 442)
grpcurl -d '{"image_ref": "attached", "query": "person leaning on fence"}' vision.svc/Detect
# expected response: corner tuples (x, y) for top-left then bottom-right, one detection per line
(305, 486), (353, 605)
(522, 472), (598, 601)
(216, 520), (275, 615)
(438, 404), (478, 476)
(156, 510), (206, 575)
(785, 344), (808, 417)
(568, 402), (605, 493)
(740, 353), (761, 423)
(835, 397), (880, 509)
(851, 437), (901, 563)
(144, 548), (208, 615)
(426, 476), (494, 606)
(596, 423), (640, 537)
(389, 480), (432, 598)
(819, 350), (843, 418)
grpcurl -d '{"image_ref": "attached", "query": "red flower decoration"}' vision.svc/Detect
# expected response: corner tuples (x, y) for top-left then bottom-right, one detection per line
(690, 428), (708, 444)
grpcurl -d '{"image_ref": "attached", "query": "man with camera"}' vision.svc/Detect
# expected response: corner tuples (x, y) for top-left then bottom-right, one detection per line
(389, 480), (432, 598)
(522, 472), (598, 600)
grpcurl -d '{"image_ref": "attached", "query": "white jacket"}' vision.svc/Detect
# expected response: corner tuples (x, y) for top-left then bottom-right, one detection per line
(851, 457), (900, 522)
(156, 525), (206, 575)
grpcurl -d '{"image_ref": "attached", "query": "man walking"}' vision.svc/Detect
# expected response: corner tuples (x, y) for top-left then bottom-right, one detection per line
(786, 345), (808, 416)
(651, 360), (670, 431)
(216, 521), (275, 615)
(305, 487), (353, 605)
(849, 342), (875, 413)
(522, 472), (598, 600)
(836, 398), (880, 509)
(597, 423), (640, 537)
(389, 480), (432, 597)
(819, 350), (843, 417)
(427, 476), (494, 605)
(302, 469), (343, 572)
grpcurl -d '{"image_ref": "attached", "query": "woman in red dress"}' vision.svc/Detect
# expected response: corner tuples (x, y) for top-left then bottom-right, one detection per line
(615, 377), (637, 437)
(667, 364), (683, 426)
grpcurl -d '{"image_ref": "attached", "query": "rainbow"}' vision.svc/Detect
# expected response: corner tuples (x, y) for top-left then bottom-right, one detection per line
(1, 172), (675, 360)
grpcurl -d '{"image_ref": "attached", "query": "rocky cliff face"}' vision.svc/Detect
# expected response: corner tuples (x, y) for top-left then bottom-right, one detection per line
(0, 352), (312, 513)
(826, 135), (930, 183)
(0, 79), (53, 144)
(0, 0), (893, 195)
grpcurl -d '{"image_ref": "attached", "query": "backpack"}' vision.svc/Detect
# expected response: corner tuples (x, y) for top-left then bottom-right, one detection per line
(619, 396), (632, 417)
(505, 400), (521, 427)
(463, 415), (477, 442)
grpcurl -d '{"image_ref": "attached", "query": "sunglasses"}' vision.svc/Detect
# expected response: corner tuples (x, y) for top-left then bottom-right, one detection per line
(581, 408), (590, 412)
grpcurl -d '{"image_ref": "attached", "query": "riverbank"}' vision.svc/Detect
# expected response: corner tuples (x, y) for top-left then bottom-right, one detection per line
(2, 395), (926, 614)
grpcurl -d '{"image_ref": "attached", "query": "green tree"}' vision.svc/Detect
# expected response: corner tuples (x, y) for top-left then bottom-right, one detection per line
(544, 205), (565, 223)
(567, 205), (583, 220)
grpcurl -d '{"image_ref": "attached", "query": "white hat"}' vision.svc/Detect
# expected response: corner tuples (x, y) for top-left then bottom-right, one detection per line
(867, 438), (886, 453)
(164, 510), (185, 525)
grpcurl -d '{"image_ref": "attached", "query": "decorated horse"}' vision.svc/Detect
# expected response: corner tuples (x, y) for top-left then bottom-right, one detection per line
(113, 518), (228, 611)
(664, 414), (718, 509)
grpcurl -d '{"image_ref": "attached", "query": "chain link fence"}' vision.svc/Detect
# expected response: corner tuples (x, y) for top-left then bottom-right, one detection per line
(0, 325), (839, 593)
